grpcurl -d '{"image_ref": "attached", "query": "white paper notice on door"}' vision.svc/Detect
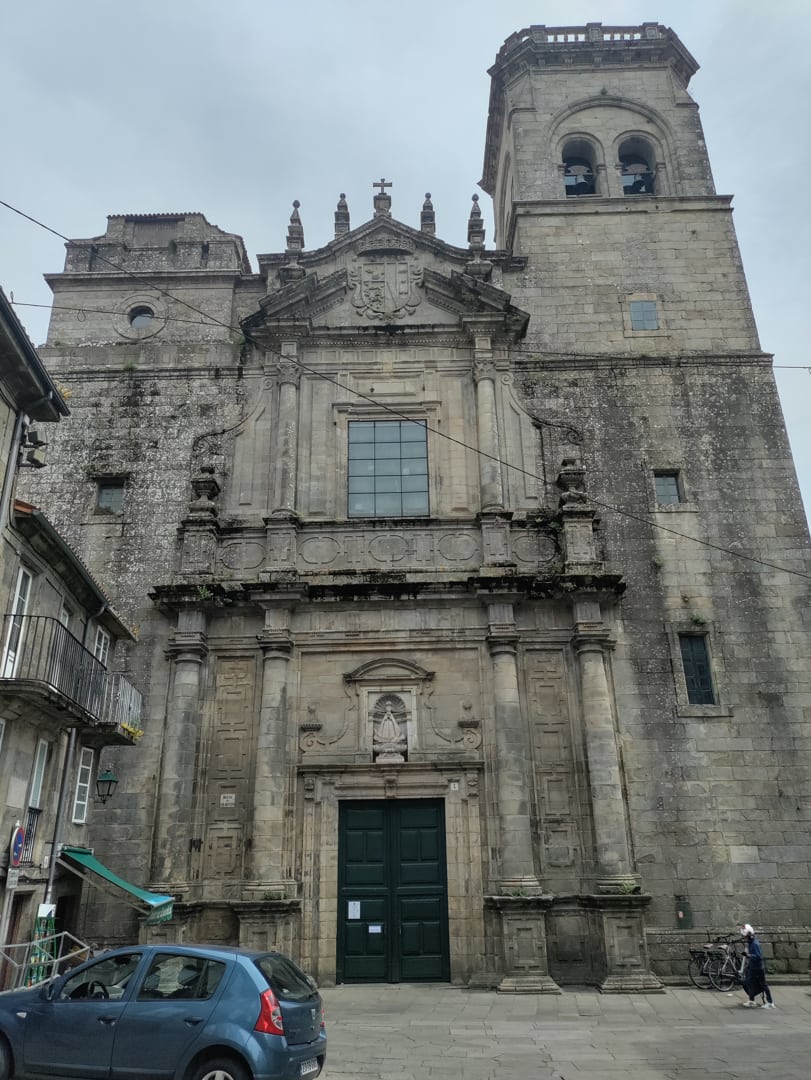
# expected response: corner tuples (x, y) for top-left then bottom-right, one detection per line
(348, 901), (361, 920)
(368, 925), (382, 934)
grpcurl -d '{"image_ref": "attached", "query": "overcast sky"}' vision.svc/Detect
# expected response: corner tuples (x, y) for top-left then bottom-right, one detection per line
(2, 0), (809, 515)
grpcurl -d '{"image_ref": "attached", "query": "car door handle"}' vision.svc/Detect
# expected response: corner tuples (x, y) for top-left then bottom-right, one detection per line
(184, 1017), (204, 1026)
(98, 1016), (117, 1025)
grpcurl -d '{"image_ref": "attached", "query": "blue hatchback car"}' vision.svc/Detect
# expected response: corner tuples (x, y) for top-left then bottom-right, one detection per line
(0, 944), (326, 1080)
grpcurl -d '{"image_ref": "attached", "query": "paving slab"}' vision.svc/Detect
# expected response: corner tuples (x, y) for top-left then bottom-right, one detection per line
(321, 983), (811, 1080)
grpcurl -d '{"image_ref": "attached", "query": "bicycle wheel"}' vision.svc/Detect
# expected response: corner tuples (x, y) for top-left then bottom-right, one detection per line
(688, 955), (713, 990)
(708, 959), (736, 992)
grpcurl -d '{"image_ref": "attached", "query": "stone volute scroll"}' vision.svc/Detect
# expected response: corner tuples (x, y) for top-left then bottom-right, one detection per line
(372, 694), (408, 762)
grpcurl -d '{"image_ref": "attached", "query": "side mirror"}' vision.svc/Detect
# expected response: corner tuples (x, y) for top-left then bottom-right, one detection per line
(41, 980), (58, 1002)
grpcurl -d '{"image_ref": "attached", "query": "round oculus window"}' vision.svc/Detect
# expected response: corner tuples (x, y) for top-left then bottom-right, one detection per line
(128, 305), (155, 329)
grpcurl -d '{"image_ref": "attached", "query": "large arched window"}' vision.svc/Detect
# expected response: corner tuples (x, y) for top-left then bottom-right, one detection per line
(619, 137), (655, 195)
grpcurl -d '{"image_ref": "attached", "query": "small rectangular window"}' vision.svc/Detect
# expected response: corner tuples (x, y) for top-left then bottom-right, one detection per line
(348, 420), (429, 518)
(654, 471), (681, 504)
(29, 739), (49, 809)
(96, 480), (126, 514)
(679, 634), (716, 705)
(72, 747), (95, 824)
(629, 299), (659, 330)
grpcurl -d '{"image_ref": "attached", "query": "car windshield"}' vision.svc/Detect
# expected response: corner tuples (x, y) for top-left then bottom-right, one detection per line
(255, 954), (316, 1001)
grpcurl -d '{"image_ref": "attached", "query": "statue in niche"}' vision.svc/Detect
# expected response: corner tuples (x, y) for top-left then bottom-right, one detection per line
(372, 695), (408, 763)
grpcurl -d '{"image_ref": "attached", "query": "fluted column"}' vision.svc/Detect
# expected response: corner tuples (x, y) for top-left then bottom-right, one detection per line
(573, 601), (633, 884)
(486, 600), (540, 891)
(251, 603), (295, 886)
(155, 608), (208, 885)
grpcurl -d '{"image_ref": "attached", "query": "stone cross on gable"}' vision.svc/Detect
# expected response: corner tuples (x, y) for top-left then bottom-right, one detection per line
(372, 177), (393, 218)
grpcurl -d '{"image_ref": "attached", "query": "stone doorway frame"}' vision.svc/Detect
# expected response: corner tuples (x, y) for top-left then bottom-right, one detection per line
(297, 763), (484, 986)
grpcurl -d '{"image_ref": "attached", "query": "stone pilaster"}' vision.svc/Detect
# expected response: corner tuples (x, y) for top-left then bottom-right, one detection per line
(155, 608), (208, 888)
(573, 600), (634, 887)
(250, 602), (296, 891)
(484, 597), (559, 991)
(471, 336), (504, 512)
(270, 345), (301, 519)
(582, 894), (663, 992)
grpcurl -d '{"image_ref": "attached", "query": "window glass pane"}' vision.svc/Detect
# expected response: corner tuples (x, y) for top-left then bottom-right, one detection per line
(349, 494), (374, 515)
(375, 475), (401, 492)
(348, 476), (374, 493)
(349, 422), (374, 442)
(348, 442), (375, 459)
(630, 300), (659, 330)
(374, 424), (400, 443)
(375, 459), (401, 475)
(402, 493), (429, 515)
(376, 493), (402, 515)
(401, 422), (427, 441)
(679, 634), (716, 705)
(97, 482), (125, 514)
(375, 442), (401, 459)
(402, 460), (427, 477)
(72, 747), (94, 824)
(655, 473), (681, 503)
(401, 442), (427, 458)
(348, 459), (375, 476)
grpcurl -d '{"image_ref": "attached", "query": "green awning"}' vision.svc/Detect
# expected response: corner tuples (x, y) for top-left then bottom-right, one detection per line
(59, 846), (173, 925)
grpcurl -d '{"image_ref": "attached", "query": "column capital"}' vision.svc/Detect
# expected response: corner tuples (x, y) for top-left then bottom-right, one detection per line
(165, 627), (209, 663)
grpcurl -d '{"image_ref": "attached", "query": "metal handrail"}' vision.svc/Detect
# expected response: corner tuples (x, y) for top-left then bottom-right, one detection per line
(0, 614), (142, 732)
(0, 931), (93, 989)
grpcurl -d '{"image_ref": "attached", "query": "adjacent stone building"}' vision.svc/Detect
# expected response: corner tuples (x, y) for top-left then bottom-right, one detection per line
(22, 23), (811, 989)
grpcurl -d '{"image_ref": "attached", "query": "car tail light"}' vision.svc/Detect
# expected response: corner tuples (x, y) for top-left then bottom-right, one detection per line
(320, 1005), (326, 1030)
(255, 988), (285, 1035)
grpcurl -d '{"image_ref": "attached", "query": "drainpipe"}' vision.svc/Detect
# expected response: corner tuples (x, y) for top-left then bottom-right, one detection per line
(44, 729), (77, 906)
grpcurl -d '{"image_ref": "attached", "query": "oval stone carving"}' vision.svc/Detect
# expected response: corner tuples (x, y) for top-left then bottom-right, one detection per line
(437, 532), (478, 561)
(512, 533), (557, 565)
(368, 534), (408, 562)
(220, 542), (265, 570)
(300, 536), (341, 565)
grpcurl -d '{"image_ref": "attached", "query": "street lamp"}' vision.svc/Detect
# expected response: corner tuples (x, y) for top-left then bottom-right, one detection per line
(95, 765), (119, 804)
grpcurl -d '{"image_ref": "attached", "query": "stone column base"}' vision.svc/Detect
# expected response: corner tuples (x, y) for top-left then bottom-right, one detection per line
(581, 894), (664, 993)
(485, 895), (562, 994)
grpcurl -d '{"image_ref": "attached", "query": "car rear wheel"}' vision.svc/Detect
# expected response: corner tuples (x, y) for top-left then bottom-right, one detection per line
(191, 1057), (249, 1080)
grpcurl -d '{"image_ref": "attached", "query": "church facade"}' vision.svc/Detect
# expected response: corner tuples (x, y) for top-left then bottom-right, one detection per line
(23, 23), (811, 989)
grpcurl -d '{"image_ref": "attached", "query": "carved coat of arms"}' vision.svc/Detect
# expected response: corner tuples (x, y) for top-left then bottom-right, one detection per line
(349, 258), (423, 320)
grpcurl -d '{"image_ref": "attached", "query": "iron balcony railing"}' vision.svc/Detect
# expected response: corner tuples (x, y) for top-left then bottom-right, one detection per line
(0, 614), (142, 735)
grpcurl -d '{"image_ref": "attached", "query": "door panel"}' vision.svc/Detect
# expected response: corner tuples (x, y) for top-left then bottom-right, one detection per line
(337, 800), (449, 983)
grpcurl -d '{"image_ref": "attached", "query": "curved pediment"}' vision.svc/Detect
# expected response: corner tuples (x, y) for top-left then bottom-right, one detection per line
(344, 657), (435, 684)
(243, 218), (529, 342)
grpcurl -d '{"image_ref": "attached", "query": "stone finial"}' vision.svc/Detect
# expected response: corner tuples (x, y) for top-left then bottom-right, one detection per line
(188, 464), (220, 519)
(372, 177), (392, 218)
(556, 456), (588, 506)
(286, 200), (304, 253)
(467, 193), (485, 251)
(334, 193), (350, 238)
(421, 192), (436, 235)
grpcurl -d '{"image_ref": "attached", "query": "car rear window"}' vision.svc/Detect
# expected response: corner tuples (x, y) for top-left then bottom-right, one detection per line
(255, 954), (316, 1001)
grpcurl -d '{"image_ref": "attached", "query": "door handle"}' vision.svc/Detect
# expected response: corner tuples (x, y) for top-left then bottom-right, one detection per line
(184, 1016), (204, 1026)
(97, 1016), (117, 1025)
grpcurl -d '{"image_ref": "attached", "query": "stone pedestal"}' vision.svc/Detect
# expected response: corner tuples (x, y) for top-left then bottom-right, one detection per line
(486, 896), (561, 993)
(582, 894), (663, 992)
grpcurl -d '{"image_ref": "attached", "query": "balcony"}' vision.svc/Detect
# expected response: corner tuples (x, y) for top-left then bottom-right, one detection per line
(0, 615), (142, 745)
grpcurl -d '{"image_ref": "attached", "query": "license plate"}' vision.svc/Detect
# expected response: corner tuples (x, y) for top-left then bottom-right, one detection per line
(300, 1059), (320, 1078)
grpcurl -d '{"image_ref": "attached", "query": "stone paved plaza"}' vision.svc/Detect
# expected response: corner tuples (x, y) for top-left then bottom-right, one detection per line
(321, 983), (811, 1080)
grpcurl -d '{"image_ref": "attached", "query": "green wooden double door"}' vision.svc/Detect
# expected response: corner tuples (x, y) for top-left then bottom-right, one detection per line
(337, 800), (450, 983)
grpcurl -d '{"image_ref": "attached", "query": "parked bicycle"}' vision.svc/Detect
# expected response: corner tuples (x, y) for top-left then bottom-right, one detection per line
(688, 937), (727, 990)
(687, 934), (746, 992)
(708, 935), (747, 992)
